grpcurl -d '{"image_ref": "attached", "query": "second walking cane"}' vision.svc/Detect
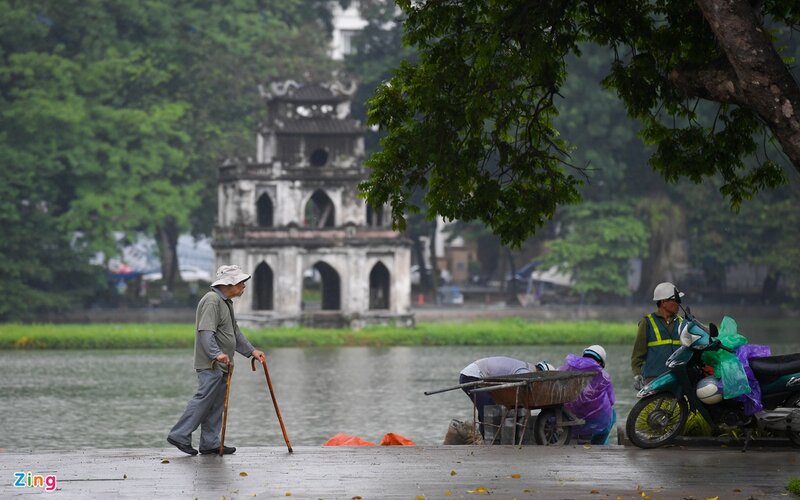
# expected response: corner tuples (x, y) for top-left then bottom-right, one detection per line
(251, 357), (293, 452)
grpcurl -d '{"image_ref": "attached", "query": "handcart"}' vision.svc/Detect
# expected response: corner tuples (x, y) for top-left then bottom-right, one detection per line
(426, 370), (595, 445)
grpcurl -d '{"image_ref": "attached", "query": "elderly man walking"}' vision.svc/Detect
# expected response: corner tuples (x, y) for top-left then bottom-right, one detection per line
(167, 265), (266, 456)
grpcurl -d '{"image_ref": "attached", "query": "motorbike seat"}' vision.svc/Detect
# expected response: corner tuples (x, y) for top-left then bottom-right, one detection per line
(749, 353), (800, 384)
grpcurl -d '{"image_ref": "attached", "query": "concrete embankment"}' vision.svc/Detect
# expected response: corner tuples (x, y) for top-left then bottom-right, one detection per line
(2, 444), (796, 499)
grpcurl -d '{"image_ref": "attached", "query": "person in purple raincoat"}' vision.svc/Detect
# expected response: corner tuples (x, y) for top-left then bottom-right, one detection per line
(559, 345), (617, 444)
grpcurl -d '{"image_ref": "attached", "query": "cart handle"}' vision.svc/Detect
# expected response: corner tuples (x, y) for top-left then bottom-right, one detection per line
(469, 381), (528, 393)
(424, 380), (487, 396)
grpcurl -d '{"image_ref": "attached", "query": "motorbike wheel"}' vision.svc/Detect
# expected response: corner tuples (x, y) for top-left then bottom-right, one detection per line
(788, 394), (800, 448)
(626, 393), (688, 449)
(533, 408), (572, 445)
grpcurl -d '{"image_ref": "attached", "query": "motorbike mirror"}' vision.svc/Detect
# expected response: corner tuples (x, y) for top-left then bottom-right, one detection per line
(709, 323), (719, 337)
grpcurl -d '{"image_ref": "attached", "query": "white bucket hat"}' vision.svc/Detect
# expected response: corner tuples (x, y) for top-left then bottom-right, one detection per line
(211, 265), (251, 287)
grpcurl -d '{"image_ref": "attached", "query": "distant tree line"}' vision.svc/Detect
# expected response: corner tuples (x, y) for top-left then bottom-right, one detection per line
(356, 0), (800, 304)
(2, 0), (798, 321)
(0, 0), (339, 320)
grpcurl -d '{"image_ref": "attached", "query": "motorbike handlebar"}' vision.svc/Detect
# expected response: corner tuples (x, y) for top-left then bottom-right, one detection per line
(712, 339), (735, 353)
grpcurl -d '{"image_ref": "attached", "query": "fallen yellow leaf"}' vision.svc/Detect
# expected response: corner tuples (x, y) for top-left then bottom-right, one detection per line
(466, 487), (490, 494)
(445, 491), (453, 496)
(451, 470), (457, 476)
(353, 497), (363, 500)
(415, 496), (425, 500)
(583, 444), (592, 449)
(706, 497), (718, 500)
(733, 489), (742, 492)
(161, 460), (169, 464)
(239, 472), (248, 477)
(285, 492), (291, 497)
(590, 490), (599, 494)
(511, 473), (521, 479)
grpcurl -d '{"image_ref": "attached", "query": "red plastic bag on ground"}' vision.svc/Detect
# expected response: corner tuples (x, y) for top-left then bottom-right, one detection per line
(323, 433), (376, 446)
(379, 433), (416, 446)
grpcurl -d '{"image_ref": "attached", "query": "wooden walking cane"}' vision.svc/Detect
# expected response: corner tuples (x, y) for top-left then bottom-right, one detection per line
(219, 362), (234, 456)
(251, 357), (293, 452)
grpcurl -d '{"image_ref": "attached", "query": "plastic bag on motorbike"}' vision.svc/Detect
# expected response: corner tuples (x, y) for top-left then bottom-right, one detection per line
(735, 343), (771, 415)
(701, 316), (751, 399)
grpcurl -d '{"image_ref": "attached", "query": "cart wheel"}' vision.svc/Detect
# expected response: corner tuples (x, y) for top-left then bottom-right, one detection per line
(534, 408), (571, 445)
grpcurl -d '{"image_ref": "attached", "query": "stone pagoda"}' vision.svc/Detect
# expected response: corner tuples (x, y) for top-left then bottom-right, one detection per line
(213, 79), (413, 328)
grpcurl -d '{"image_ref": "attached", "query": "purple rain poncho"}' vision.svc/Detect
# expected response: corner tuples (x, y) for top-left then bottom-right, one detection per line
(559, 354), (616, 438)
(734, 343), (771, 415)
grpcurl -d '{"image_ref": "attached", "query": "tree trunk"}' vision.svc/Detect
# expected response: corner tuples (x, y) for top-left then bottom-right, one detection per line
(429, 218), (439, 299)
(635, 195), (684, 301)
(506, 248), (518, 295)
(676, 0), (800, 174)
(761, 269), (781, 304)
(477, 234), (501, 284)
(156, 217), (181, 294)
(412, 235), (432, 290)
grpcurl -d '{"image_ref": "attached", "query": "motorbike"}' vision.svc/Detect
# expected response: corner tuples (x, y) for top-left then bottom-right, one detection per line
(626, 302), (800, 449)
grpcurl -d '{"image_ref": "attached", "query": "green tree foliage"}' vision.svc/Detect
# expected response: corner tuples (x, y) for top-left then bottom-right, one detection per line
(679, 179), (800, 300)
(540, 202), (649, 299)
(0, 0), (337, 317)
(361, 0), (800, 249)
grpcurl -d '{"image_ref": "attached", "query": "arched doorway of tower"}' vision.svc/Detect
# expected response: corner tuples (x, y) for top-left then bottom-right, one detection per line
(301, 261), (340, 310)
(304, 190), (335, 228)
(369, 262), (390, 310)
(257, 193), (274, 227)
(253, 262), (274, 310)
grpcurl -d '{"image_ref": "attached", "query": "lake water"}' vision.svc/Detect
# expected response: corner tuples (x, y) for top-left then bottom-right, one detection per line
(1, 327), (797, 450)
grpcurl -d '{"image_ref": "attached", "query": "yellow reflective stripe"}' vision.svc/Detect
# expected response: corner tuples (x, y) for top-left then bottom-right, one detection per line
(645, 314), (682, 347)
(647, 339), (683, 346)
(647, 314), (662, 342)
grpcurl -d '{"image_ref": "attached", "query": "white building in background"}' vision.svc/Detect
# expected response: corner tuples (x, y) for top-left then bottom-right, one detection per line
(329, 1), (368, 60)
(214, 79), (413, 328)
(104, 234), (215, 282)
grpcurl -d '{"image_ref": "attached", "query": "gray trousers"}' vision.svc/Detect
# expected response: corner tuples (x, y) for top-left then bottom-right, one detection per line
(168, 368), (228, 450)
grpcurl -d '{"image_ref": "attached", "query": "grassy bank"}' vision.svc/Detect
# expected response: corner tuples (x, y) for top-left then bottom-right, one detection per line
(0, 319), (635, 349)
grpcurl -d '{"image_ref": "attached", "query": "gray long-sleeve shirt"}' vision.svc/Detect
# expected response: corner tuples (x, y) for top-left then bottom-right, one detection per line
(197, 329), (254, 360)
(193, 287), (255, 371)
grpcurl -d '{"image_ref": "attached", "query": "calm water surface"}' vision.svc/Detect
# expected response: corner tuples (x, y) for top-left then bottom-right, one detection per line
(1, 327), (797, 450)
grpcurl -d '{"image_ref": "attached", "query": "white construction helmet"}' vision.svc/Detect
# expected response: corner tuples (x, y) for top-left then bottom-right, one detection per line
(653, 282), (685, 302)
(583, 345), (607, 367)
(696, 376), (723, 404)
(535, 361), (556, 371)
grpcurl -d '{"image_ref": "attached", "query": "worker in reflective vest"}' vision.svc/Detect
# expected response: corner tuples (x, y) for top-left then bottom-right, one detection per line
(631, 282), (685, 389)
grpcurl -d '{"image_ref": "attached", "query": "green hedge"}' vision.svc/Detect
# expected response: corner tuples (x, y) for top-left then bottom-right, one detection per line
(0, 319), (635, 350)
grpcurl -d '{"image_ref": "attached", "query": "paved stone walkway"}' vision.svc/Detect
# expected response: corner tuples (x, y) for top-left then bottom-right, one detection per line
(1, 445), (797, 499)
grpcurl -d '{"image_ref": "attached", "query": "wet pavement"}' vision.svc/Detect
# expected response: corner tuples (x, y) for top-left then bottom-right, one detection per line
(1, 443), (797, 499)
